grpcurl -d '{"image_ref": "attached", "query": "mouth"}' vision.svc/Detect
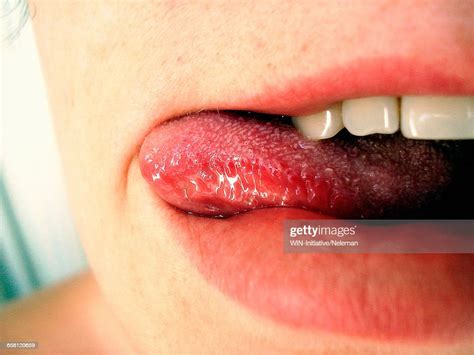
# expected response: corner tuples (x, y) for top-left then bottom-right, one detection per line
(138, 61), (474, 342)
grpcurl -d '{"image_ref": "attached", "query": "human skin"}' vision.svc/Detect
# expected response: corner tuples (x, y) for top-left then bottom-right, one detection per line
(20, 0), (474, 353)
(0, 273), (133, 354)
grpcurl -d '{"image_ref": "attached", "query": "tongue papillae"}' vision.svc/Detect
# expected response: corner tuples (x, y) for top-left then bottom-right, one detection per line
(139, 111), (464, 218)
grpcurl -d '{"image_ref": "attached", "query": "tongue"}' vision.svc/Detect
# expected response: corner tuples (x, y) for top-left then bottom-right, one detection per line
(139, 111), (459, 218)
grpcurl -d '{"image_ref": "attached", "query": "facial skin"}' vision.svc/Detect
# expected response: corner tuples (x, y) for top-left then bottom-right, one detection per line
(32, 0), (474, 353)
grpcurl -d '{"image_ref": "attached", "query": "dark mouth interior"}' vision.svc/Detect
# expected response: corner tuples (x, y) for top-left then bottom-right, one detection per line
(140, 110), (474, 219)
(330, 130), (474, 219)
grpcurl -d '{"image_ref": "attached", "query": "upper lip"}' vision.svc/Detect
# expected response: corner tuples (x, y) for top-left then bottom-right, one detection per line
(140, 55), (474, 153)
(203, 56), (474, 116)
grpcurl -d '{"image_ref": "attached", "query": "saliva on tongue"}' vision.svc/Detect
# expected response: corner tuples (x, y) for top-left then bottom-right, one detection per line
(139, 111), (466, 219)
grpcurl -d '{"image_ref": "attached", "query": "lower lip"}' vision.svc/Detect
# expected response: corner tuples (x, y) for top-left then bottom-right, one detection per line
(173, 207), (474, 342)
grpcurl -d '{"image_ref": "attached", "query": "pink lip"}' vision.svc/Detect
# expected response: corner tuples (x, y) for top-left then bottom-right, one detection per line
(209, 56), (473, 115)
(171, 209), (474, 342)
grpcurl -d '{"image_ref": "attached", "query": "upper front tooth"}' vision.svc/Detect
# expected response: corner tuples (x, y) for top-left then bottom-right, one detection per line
(401, 96), (474, 139)
(342, 96), (399, 136)
(292, 103), (344, 139)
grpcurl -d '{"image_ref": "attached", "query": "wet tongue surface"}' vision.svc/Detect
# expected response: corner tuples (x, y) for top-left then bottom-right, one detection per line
(139, 111), (472, 218)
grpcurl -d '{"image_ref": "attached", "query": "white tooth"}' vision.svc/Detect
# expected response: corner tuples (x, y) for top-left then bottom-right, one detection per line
(401, 96), (474, 139)
(292, 103), (344, 140)
(342, 96), (399, 136)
